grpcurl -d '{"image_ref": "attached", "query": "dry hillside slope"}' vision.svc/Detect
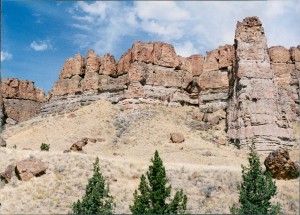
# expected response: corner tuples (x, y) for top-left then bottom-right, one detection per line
(0, 100), (299, 214)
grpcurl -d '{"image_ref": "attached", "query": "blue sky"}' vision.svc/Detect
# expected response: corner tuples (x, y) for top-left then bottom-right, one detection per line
(1, 1), (300, 93)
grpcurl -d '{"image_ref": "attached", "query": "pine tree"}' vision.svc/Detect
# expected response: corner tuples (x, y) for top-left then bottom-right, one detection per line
(230, 142), (281, 215)
(130, 150), (187, 214)
(72, 157), (114, 214)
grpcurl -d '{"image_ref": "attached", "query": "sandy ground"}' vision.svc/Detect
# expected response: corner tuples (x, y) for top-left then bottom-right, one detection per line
(0, 100), (299, 214)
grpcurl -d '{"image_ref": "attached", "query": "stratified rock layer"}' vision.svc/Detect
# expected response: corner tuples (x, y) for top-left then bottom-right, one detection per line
(1, 78), (46, 124)
(1, 16), (299, 151)
(227, 16), (297, 151)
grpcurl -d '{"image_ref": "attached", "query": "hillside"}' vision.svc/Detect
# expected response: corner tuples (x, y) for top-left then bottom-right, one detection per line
(0, 100), (299, 214)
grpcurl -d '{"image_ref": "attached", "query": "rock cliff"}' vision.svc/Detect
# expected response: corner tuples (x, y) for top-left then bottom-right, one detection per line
(227, 17), (299, 151)
(1, 78), (46, 126)
(1, 16), (299, 151)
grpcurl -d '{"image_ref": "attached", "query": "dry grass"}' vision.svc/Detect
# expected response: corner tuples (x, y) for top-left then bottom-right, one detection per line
(0, 100), (299, 214)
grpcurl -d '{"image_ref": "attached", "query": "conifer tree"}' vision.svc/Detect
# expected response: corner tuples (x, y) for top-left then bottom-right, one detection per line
(130, 150), (187, 214)
(230, 142), (281, 215)
(72, 157), (114, 214)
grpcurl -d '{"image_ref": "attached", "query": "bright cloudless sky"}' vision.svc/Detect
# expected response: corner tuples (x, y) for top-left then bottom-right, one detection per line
(1, 0), (300, 93)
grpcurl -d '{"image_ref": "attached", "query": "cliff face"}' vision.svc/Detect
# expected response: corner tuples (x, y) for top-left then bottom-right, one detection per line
(1, 16), (299, 151)
(0, 78), (46, 125)
(227, 17), (299, 150)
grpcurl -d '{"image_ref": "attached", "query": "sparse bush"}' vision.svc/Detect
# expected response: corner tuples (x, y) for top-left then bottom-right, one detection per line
(230, 142), (281, 215)
(130, 150), (187, 214)
(40, 143), (50, 151)
(204, 186), (214, 198)
(72, 157), (114, 214)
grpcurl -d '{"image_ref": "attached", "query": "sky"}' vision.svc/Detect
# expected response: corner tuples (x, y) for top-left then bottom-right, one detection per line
(1, 1), (300, 93)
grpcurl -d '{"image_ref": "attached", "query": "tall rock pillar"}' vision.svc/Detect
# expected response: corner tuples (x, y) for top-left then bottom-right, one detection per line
(227, 17), (294, 151)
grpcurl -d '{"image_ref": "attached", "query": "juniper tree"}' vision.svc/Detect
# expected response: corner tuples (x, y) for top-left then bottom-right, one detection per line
(72, 157), (114, 214)
(130, 150), (187, 214)
(230, 142), (281, 215)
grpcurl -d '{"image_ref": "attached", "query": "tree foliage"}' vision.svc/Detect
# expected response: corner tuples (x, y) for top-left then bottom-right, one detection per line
(230, 142), (281, 215)
(130, 150), (187, 214)
(72, 157), (114, 214)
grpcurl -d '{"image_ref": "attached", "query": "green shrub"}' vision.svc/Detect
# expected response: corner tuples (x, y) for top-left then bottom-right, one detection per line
(130, 150), (187, 214)
(40, 143), (50, 151)
(72, 157), (114, 214)
(230, 142), (281, 215)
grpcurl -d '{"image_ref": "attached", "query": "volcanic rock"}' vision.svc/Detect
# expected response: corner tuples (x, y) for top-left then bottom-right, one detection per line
(264, 149), (300, 179)
(15, 159), (47, 181)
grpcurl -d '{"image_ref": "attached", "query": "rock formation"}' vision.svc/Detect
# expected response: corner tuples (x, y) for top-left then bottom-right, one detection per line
(227, 16), (298, 151)
(0, 16), (299, 151)
(1, 78), (46, 125)
(0, 72), (5, 131)
(264, 149), (299, 179)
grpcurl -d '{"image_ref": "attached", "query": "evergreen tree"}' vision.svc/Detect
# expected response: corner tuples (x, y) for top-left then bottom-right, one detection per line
(130, 150), (187, 214)
(230, 142), (281, 215)
(72, 157), (114, 214)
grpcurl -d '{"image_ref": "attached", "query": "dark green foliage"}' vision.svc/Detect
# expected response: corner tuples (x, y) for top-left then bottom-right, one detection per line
(230, 142), (281, 215)
(130, 150), (187, 214)
(72, 157), (114, 214)
(40, 143), (50, 151)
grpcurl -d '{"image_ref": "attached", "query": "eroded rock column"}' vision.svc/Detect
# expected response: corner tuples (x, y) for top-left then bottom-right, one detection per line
(227, 17), (294, 151)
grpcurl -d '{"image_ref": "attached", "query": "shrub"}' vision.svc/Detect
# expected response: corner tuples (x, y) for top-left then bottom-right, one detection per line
(230, 142), (281, 215)
(40, 143), (50, 151)
(72, 157), (114, 214)
(130, 150), (187, 214)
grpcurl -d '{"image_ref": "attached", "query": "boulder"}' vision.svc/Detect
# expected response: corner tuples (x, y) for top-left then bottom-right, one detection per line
(269, 46), (291, 63)
(70, 138), (88, 151)
(15, 159), (47, 181)
(170, 133), (185, 143)
(0, 137), (6, 147)
(0, 164), (15, 183)
(264, 149), (299, 179)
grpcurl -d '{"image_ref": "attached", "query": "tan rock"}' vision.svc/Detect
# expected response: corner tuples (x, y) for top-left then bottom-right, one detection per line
(198, 70), (229, 90)
(180, 55), (204, 77)
(290, 46), (300, 62)
(0, 164), (15, 183)
(82, 72), (100, 91)
(15, 159), (47, 181)
(170, 133), (185, 143)
(269, 46), (291, 63)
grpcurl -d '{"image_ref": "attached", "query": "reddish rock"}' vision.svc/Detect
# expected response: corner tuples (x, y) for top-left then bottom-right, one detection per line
(198, 70), (229, 90)
(117, 49), (132, 76)
(170, 133), (185, 143)
(264, 149), (299, 179)
(15, 159), (47, 181)
(86, 50), (101, 74)
(269, 46), (291, 63)
(1, 78), (46, 102)
(0, 164), (15, 183)
(100, 54), (117, 76)
(59, 54), (85, 79)
(203, 45), (234, 72)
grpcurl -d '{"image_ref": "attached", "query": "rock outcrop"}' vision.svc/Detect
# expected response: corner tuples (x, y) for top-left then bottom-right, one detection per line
(1, 16), (299, 151)
(227, 16), (297, 151)
(0, 78), (46, 125)
(0, 72), (5, 131)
